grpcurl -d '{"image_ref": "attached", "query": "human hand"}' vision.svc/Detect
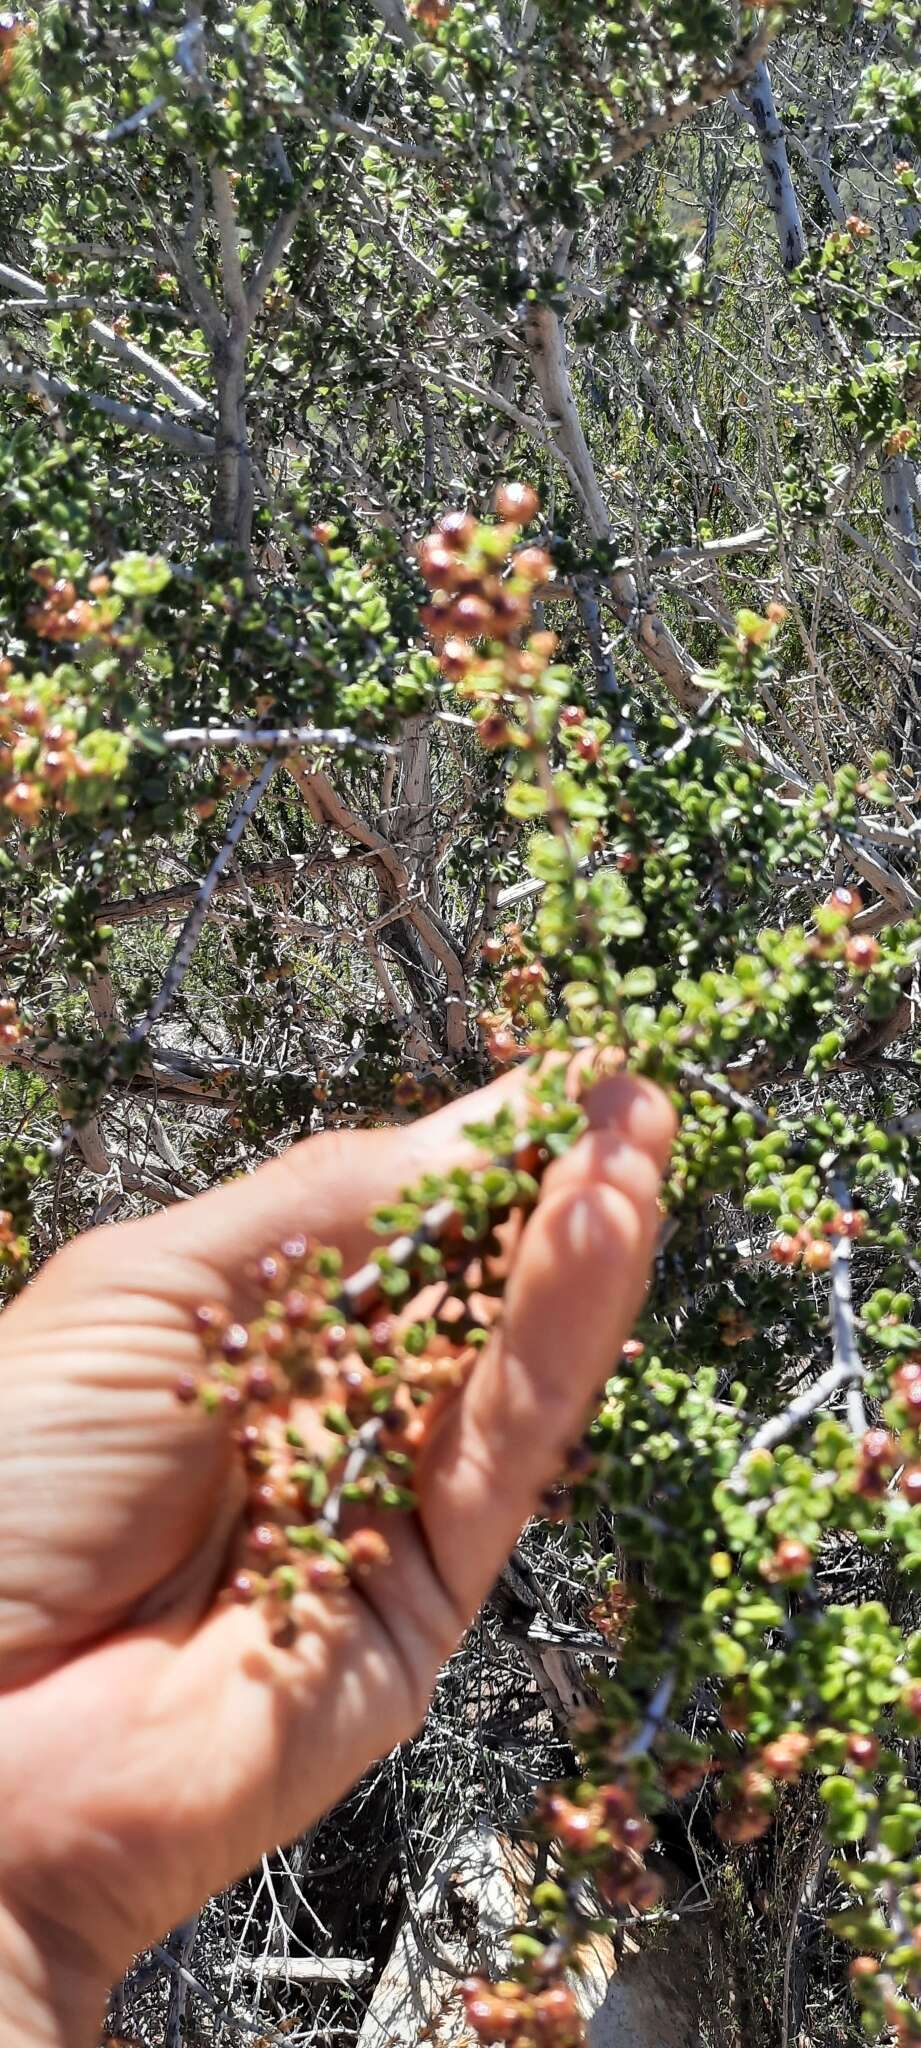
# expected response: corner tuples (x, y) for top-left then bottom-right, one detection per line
(0, 1068), (673, 2048)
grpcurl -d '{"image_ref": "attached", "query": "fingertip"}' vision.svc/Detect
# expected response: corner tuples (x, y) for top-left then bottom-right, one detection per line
(582, 1073), (677, 1169)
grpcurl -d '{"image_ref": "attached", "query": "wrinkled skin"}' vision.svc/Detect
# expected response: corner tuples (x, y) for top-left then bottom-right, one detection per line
(0, 1068), (673, 2048)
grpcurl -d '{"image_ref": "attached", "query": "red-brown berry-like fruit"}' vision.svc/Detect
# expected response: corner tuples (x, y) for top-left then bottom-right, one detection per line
(532, 1985), (580, 2044)
(418, 536), (459, 586)
(410, 0), (451, 32)
(760, 1732), (812, 1781)
(221, 1322), (251, 1359)
(849, 1956), (880, 1982)
(230, 1570), (258, 1603)
(803, 1237), (833, 1272)
(439, 635), (475, 681)
(245, 1363), (277, 1403)
(439, 509), (477, 547)
(770, 1233), (802, 1267)
(461, 1984), (520, 2044)
(559, 705), (583, 728)
(346, 1528), (391, 1576)
(901, 1466), (921, 1506)
(575, 733), (600, 763)
(306, 1553), (348, 1592)
(823, 887), (862, 921)
(554, 1801), (601, 1852)
(845, 935), (880, 972)
(482, 936), (505, 965)
(761, 1537), (812, 1584)
(176, 1372), (199, 1404)
(454, 593), (493, 635)
(249, 1523), (282, 1557)
(846, 1733), (880, 1768)
(478, 716), (511, 751)
(903, 1683), (921, 1721)
(495, 482), (540, 523)
(194, 1302), (229, 1339)
(861, 1428), (897, 1468)
(512, 545), (553, 584)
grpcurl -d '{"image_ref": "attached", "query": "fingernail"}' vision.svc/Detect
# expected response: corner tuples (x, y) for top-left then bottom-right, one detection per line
(567, 1192), (604, 1260)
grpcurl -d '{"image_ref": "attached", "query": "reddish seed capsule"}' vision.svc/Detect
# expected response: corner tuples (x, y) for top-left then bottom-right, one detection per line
(823, 886), (862, 921)
(845, 934), (880, 972)
(846, 1733), (880, 1768)
(622, 1339), (645, 1361)
(306, 1554), (347, 1592)
(454, 594), (493, 635)
(257, 1253), (288, 1290)
(903, 1683), (921, 1721)
(462, 1993), (519, 2044)
(532, 1986), (579, 2042)
(767, 1538), (812, 1582)
(284, 1289), (312, 1327)
(346, 1528), (391, 1576)
(245, 1363), (277, 1403)
(249, 1523), (282, 1557)
(488, 1027), (519, 1063)
(576, 733), (600, 763)
(439, 636), (475, 681)
(512, 545), (554, 584)
(901, 1467), (921, 1506)
(230, 1570), (257, 1604)
(862, 1429), (897, 1468)
(222, 1384), (244, 1413)
(221, 1322), (250, 1360)
(760, 1732), (812, 1781)
(280, 1235), (309, 1264)
(175, 1373), (198, 1404)
(803, 1238), (833, 1272)
(513, 1138), (548, 1177)
(770, 1233), (801, 1267)
(194, 1301), (229, 1338)
(418, 537), (458, 587)
(495, 481), (540, 523)
(439, 509), (477, 548)
(555, 1804), (599, 1851)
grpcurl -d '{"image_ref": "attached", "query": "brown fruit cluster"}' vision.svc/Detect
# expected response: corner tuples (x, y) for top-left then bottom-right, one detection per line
(182, 1128), (553, 1626)
(535, 1781), (662, 1912)
(0, 11), (31, 83)
(25, 565), (113, 645)
(418, 488), (555, 753)
(462, 1978), (584, 2048)
(769, 1205), (865, 1269)
(0, 996), (22, 1054)
(0, 654), (101, 827)
(851, 1359), (921, 1507)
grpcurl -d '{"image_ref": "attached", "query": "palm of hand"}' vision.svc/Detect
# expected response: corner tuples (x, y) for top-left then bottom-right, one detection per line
(0, 1072), (671, 2010)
